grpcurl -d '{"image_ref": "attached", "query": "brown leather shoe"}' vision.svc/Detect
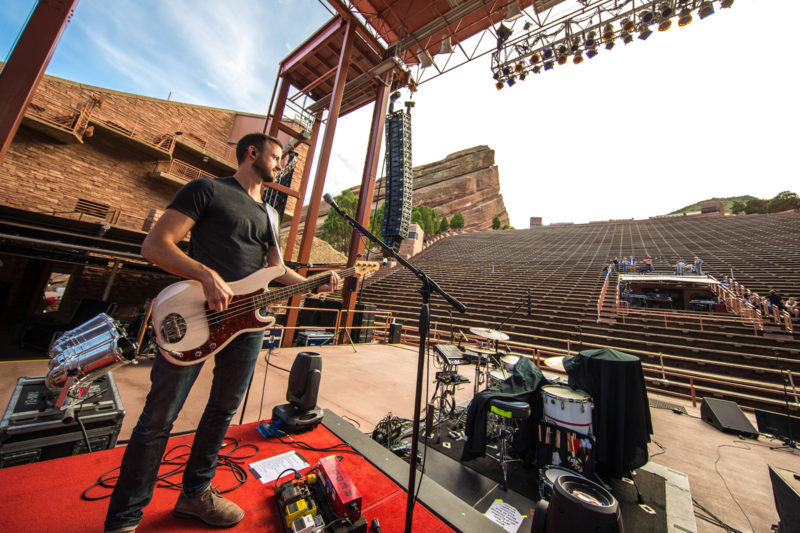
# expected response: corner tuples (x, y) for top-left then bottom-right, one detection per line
(173, 486), (244, 527)
(104, 525), (138, 533)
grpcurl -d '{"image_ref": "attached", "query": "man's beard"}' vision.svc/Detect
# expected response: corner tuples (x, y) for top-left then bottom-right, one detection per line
(253, 157), (275, 183)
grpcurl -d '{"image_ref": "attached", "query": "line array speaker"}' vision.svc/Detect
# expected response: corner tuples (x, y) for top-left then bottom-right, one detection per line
(382, 109), (412, 251)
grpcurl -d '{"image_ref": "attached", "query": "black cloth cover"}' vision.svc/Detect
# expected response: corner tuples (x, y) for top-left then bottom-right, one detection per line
(563, 348), (653, 478)
(461, 356), (546, 461)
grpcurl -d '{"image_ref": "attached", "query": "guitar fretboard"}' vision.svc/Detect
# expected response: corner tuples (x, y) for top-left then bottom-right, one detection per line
(250, 266), (358, 309)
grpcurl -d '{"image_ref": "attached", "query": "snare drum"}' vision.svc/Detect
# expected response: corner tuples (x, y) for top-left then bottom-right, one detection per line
(499, 354), (520, 373)
(488, 368), (508, 387)
(542, 385), (593, 435)
(539, 466), (585, 501)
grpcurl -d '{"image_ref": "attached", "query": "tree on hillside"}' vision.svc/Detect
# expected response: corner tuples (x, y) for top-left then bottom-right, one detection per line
(744, 198), (768, 214)
(438, 216), (449, 233)
(450, 211), (464, 229)
(767, 191), (800, 213)
(730, 201), (746, 215)
(492, 216), (501, 230)
(320, 190), (358, 252)
(368, 203), (385, 240)
(411, 206), (440, 236)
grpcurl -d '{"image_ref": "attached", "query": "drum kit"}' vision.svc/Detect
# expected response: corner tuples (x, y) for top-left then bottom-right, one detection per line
(430, 325), (598, 500)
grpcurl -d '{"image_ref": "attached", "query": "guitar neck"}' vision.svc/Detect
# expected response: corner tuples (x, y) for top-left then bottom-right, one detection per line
(258, 266), (357, 306)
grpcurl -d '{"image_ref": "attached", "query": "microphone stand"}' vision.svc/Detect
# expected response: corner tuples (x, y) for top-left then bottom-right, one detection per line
(324, 195), (466, 533)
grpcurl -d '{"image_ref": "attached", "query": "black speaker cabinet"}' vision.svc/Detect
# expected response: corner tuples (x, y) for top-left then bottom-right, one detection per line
(388, 322), (402, 344)
(769, 466), (800, 533)
(700, 397), (759, 439)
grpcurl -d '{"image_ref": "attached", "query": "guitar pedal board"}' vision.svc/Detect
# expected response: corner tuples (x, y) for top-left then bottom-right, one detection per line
(274, 456), (367, 533)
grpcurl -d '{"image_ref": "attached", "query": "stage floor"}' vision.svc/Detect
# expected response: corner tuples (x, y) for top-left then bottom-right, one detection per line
(1, 342), (798, 532)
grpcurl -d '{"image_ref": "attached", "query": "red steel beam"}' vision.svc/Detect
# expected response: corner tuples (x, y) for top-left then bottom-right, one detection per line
(283, 18), (356, 346)
(338, 76), (392, 341)
(282, 110), (323, 262)
(0, 0), (80, 165)
(265, 76), (289, 137)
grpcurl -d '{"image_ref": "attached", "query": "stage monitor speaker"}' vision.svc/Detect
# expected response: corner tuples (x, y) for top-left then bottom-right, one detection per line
(700, 397), (759, 439)
(388, 322), (402, 344)
(755, 409), (800, 444)
(769, 466), (800, 533)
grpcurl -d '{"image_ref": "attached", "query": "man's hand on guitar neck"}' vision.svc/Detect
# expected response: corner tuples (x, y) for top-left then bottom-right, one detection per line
(316, 270), (341, 294)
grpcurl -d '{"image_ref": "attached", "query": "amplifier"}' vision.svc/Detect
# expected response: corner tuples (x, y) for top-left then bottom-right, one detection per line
(0, 374), (125, 468)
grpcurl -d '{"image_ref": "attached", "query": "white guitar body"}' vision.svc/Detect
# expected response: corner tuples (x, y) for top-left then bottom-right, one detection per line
(151, 266), (284, 366)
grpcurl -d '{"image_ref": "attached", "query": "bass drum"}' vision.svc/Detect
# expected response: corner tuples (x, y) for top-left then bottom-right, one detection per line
(542, 385), (593, 436)
(539, 465), (585, 501)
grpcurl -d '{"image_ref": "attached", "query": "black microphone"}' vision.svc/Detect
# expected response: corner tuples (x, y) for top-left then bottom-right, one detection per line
(527, 290), (532, 317)
(323, 193), (337, 209)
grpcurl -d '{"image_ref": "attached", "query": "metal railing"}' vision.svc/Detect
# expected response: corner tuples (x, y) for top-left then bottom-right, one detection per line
(389, 323), (799, 411)
(270, 305), (394, 345)
(175, 131), (237, 164)
(151, 160), (217, 183)
(26, 92), (95, 137)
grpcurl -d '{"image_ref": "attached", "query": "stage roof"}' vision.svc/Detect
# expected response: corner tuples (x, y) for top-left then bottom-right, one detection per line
(281, 1), (567, 116)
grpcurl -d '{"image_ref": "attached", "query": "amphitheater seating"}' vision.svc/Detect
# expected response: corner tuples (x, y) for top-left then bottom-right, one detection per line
(359, 212), (800, 411)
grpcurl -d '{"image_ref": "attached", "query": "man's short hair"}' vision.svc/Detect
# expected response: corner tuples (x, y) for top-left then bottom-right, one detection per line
(236, 133), (282, 165)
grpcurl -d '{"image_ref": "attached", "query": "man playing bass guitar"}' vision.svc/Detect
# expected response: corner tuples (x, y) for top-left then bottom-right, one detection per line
(104, 133), (339, 532)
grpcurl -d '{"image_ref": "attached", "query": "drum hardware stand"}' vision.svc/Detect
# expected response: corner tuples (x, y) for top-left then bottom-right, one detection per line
(323, 194), (466, 533)
(495, 290), (531, 333)
(769, 368), (799, 451)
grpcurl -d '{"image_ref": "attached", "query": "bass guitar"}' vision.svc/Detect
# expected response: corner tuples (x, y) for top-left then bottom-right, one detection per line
(151, 261), (379, 365)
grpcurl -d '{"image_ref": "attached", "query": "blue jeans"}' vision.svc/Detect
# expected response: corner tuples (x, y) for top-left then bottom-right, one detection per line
(104, 331), (263, 530)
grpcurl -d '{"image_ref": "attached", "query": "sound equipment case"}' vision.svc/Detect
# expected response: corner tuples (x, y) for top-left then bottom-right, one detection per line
(297, 330), (334, 346)
(0, 373), (125, 468)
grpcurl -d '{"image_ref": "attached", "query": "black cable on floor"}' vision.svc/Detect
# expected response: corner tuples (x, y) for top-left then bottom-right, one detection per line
(81, 437), (258, 501)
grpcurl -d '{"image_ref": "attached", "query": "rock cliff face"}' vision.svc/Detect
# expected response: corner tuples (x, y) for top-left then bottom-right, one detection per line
(295, 145), (510, 235)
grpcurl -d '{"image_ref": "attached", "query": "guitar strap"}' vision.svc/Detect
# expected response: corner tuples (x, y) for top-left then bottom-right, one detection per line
(262, 200), (283, 266)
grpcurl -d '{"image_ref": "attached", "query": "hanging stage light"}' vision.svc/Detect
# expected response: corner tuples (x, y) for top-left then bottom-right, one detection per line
(640, 10), (655, 25)
(543, 47), (553, 60)
(530, 52), (541, 64)
(557, 44), (568, 65)
(519, 71), (527, 81)
(659, 2), (674, 19)
(698, 2), (715, 18)
(621, 18), (635, 33)
(587, 49), (598, 59)
(678, 7), (693, 26)
(605, 39), (615, 50)
(571, 38), (581, 53)
(532, 65), (541, 74)
(638, 22), (653, 40)
(585, 31), (597, 49)
(506, 75), (517, 87)
(720, 0), (734, 8)
(515, 62), (524, 73)
(622, 32), (633, 44)
(602, 24), (615, 42)
(502, 66), (511, 77)
(573, 51), (584, 64)
(543, 59), (554, 71)
(658, 16), (672, 31)
(496, 81), (504, 90)
(493, 71), (501, 80)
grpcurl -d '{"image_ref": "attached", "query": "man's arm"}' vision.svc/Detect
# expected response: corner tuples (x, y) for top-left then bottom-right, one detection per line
(141, 208), (234, 311)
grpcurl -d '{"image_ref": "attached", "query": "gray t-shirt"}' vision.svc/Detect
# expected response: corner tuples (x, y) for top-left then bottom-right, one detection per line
(167, 176), (278, 282)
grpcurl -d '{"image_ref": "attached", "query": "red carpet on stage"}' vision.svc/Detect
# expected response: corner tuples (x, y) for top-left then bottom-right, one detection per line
(0, 421), (454, 533)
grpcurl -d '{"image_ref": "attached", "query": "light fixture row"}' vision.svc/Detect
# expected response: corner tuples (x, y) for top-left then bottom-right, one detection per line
(492, 0), (733, 89)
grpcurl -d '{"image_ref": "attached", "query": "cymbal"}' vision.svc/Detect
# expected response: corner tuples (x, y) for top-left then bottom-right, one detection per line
(543, 356), (565, 372)
(466, 346), (495, 355)
(469, 327), (510, 341)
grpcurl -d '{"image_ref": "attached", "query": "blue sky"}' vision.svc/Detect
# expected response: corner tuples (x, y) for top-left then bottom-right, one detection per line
(2, 0), (799, 227)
